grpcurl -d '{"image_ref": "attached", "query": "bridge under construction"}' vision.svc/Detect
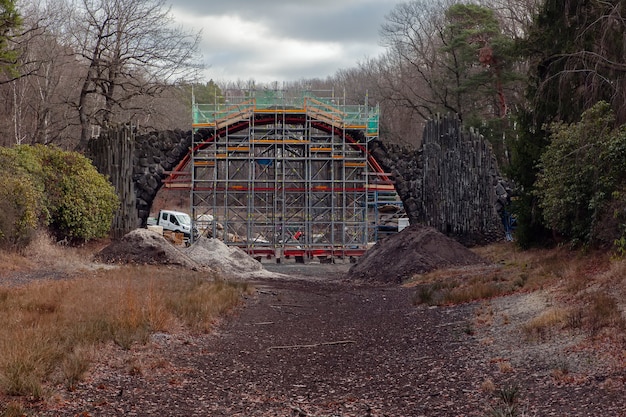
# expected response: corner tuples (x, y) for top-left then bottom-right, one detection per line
(166, 90), (403, 260)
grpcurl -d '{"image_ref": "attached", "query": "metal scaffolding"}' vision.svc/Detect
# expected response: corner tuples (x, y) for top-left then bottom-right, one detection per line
(180, 89), (397, 259)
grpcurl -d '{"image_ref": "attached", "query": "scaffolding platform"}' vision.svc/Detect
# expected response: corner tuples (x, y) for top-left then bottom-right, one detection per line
(169, 89), (401, 258)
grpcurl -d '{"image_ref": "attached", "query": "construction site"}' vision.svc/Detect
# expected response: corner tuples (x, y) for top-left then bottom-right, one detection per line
(165, 90), (405, 260)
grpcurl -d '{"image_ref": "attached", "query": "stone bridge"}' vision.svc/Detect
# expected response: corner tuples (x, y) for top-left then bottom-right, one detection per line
(124, 114), (508, 246)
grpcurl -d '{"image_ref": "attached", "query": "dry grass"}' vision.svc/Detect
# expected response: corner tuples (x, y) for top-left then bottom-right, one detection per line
(410, 242), (625, 375)
(409, 264), (510, 306)
(480, 378), (496, 393)
(0, 264), (250, 400)
(0, 402), (26, 417)
(409, 242), (617, 307)
(21, 233), (107, 272)
(407, 243), (555, 306)
(489, 357), (515, 374)
(0, 233), (108, 283)
(0, 250), (34, 274)
(522, 307), (570, 341)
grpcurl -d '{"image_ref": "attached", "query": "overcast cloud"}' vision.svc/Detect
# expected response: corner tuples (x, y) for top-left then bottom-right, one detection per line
(170, 0), (406, 83)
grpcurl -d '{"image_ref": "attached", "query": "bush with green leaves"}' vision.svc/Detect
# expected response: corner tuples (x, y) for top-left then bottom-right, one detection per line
(0, 145), (119, 245)
(0, 149), (43, 247)
(25, 145), (120, 241)
(535, 101), (626, 246)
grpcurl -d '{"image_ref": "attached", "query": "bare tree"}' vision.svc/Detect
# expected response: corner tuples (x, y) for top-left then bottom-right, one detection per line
(477, 0), (540, 39)
(378, 0), (451, 120)
(367, 0), (458, 147)
(55, 0), (202, 150)
(0, 0), (80, 146)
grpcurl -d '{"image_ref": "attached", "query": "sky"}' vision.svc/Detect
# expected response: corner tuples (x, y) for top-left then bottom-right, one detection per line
(170, 0), (407, 84)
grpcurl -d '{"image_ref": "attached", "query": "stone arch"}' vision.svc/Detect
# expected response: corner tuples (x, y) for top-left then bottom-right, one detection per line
(132, 128), (194, 225)
(132, 115), (508, 245)
(131, 118), (379, 228)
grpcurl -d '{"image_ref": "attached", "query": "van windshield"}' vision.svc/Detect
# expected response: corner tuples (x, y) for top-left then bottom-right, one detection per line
(176, 214), (191, 226)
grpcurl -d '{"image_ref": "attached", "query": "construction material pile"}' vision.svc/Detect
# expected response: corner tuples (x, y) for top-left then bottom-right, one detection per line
(95, 229), (200, 269)
(346, 224), (488, 284)
(183, 237), (277, 279)
(95, 229), (276, 279)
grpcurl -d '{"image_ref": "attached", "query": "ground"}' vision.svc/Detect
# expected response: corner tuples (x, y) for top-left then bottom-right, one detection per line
(36, 266), (626, 416)
(3, 228), (626, 416)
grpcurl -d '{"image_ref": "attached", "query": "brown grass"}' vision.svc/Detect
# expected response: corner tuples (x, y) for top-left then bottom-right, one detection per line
(0, 232), (109, 282)
(0, 250), (34, 274)
(410, 242), (625, 374)
(409, 243), (618, 307)
(0, 402), (26, 417)
(21, 232), (107, 272)
(522, 307), (569, 341)
(0, 265), (250, 400)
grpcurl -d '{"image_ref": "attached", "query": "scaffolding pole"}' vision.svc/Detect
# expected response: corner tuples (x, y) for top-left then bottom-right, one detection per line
(188, 89), (395, 259)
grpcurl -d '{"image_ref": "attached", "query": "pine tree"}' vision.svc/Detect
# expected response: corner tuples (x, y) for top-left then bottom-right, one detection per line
(0, 0), (21, 77)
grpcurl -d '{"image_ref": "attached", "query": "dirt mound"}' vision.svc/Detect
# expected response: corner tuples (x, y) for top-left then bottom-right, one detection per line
(347, 224), (488, 284)
(95, 231), (277, 279)
(95, 229), (200, 269)
(182, 237), (274, 278)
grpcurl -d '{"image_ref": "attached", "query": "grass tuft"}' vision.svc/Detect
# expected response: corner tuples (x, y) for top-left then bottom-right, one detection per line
(61, 346), (92, 390)
(486, 383), (524, 417)
(522, 308), (569, 341)
(0, 402), (27, 417)
(586, 292), (625, 337)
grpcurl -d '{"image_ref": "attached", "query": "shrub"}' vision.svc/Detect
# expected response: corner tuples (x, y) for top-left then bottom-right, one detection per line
(0, 148), (44, 248)
(535, 101), (626, 246)
(0, 176), (41, 247)
(23, 145), (120, 241)
(0, 145), (120, 244)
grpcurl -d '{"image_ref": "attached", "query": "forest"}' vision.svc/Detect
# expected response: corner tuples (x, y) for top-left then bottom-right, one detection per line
(1, 0), (626, 250)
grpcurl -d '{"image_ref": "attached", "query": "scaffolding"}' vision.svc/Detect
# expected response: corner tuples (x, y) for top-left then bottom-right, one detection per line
(175, 89), (398, 259)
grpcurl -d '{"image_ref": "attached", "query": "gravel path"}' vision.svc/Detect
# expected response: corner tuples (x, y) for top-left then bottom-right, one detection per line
(37, 263), (625, 416)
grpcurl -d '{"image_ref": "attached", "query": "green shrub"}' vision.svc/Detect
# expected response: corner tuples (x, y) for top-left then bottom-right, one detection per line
(0, 145), (119, 244)
(19, 145), (119, 241)
(0, 177), (41, 247)
(536, 102), (626, 246)
(0, 149), (44, 247)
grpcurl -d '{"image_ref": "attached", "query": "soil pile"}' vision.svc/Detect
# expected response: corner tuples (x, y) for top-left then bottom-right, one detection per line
(182, 237), (276, 279)
(95, 231), (276, 279)
(95, 229), (201, 269)
(347, 224), (488, 284)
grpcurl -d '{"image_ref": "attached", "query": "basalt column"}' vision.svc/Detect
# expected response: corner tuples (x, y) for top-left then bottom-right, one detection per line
(370, 114), (506, 246)
(88, 124), (138, 238)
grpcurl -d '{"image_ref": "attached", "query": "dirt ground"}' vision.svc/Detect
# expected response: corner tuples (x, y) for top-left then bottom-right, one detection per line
(5, 228), (626, 416)
(31, 261), (624, 417)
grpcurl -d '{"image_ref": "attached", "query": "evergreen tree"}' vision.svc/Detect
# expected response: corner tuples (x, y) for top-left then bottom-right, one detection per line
(441, 3), (521, 167)
(510, 0), (626, 247)
(0, 0), (21, 77)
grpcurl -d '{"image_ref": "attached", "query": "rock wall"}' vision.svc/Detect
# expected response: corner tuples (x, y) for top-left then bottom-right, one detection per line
(132, 129), (192, 225)
(94, 118), (507, 245)
(370, 115), (507, 246)
(88, 125), (138, 238)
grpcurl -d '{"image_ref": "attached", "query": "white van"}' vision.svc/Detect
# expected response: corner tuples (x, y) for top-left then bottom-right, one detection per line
(148, 210), (195, 238)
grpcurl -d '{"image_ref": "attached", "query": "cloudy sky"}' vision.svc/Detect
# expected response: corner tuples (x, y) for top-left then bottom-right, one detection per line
(170, 0), (406, 84)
